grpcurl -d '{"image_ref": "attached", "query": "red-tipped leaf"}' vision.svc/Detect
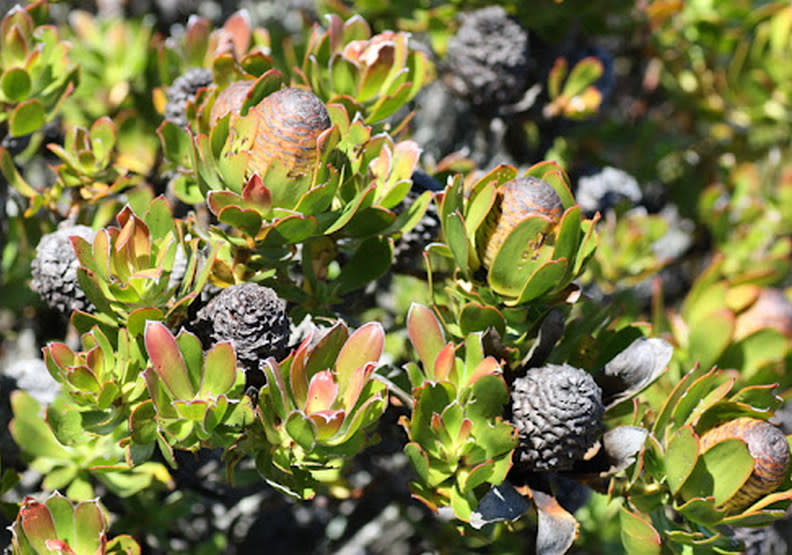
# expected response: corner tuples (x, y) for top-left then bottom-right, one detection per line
(407, 303), (445, 375)
(305, 370), (339, 413)
(335, 322), (383, 389)
(433, 343), (456, 382)
(144, 320), (194, 399)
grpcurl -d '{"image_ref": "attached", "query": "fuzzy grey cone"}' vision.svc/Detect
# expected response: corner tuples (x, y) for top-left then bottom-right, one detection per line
(575, 166), (642, 216)
(511, 364), (604, 471)
(164, 68), (213, 129)
(444, 6), (531, 111)
(732, 524), (787, 555)
(31, 225), (96, 315)
(194, 282), (291, 372)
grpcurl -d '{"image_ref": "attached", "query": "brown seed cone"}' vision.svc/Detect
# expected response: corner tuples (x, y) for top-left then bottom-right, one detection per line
(477, 176), (564, 269)
(246, 87), (331, 178)
(699, 417), (790, 512)
(210, 80), (255, 126)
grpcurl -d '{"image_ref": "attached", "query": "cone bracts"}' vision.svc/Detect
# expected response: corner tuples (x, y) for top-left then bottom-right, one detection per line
(699, 417), (790, 513)
(477, 176), (565, 270)
(193, 282), (291, 373)
(213, 85), (331, 178)
(511, 363), (604, 471)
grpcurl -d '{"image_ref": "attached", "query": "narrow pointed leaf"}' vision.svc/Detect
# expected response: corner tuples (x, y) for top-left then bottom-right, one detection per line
(432, 343), (455, 382)
(407, 303), (445, 376)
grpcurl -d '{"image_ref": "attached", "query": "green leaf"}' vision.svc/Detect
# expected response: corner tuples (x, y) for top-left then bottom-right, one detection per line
(44, 493), (75, 548)
(653, 364), (708, 439)
(127, 307), (164, 337)
(404, 442), (430, 483)
(1, 66), (31, 103)
(73, 501), (106, 554)
(130, 401), (158, 444)
(365, 81), (413, 123)
(46, 400), (84, 446)
(445, 210), (470, 278)
(459, 303), (506, 336)
(324, 186), (376, 235)
(218, 205), (262, 238)
(258, 215), (317, 247)
(176, 329), (204, 394)
(330, 53), (359, 97)
(675, 497), (726, 526)
(468, 374), (510, 420)
(666, 426), (699, 495)
(261, 359), (289, 420)
(9, 98), (45, 137)
(9, 391), (70, 460)
(0, 145), (38, 197)
(460, 461), (495, 493)
(700, 439), (754, 506)
(513, 259), (568, 305)
(343, 206), (395, 238)
(552, 206), (582, 265)
(670, 368), (728, 427)
(303, 321), (348, 379)
(729, 384), (783, 412)
(335, 236), (392, 295)
(562, 57), (604, 99)
(688, 309), (735, 370)
(201, 341), (238, 396)
(144, 196), (177, 241)
(465, 180), (496, 241)
(286, 411), (317, 451)
(487, 216), (553, 297)
(173, 399), (209, 421)
(89, 116), (116, 164)
(242, 69), (284, 113)
(548, 58), (568, 100)
(619, 507), (661, 555)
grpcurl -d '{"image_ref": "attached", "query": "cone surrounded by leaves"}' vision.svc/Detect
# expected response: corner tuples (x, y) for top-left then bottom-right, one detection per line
(30, 225), (96, 315)
(164, 67), (213, 129)
(194, 282), (291, 371)
(699, 417), (790, 512)
(478, 176), (565, 270)
(511, 363), (604, 471)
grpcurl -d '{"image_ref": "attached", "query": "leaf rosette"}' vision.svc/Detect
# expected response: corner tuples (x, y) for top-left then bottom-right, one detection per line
(400, 303), (517, 521)
(9, 492), (140, 555)
(248, 321), (388, 499)
(134, 321), (254, 459)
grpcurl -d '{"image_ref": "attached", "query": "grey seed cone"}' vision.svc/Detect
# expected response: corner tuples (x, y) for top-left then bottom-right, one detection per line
(31, 225), (96, 315)
(511, 363), (604, 472)
(444, 6), (531, 111)
(164, 67), (213, 129)
(194, 282), (291, 372)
